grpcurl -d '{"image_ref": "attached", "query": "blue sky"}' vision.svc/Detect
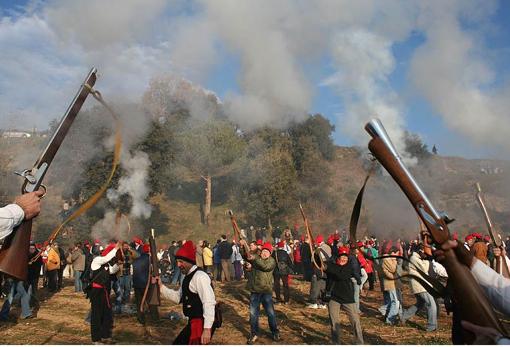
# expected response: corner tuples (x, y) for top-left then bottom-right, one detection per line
(1, 0), (510, 160)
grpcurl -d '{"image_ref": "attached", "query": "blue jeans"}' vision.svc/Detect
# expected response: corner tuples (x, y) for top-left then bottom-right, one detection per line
(171, 267), (183, 285)
(249, 293), (278, 336)
(385, 289), (400, 324)
(403, 292), (437, 331)
(74, 270), (83, 292)
(119, 275), (132, 303)
(0, 281), (32, 320)
(111, 279), (122, 313)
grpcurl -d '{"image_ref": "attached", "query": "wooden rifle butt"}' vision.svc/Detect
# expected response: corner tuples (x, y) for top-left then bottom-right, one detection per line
(0, 219), (31, 281)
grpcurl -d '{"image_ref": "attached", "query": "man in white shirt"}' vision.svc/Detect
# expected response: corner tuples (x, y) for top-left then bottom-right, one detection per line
(158, 240), (216, 344)
(0, 190), (44, 241)
(435, 239), (510, 344)
(89, 241), (121, 344)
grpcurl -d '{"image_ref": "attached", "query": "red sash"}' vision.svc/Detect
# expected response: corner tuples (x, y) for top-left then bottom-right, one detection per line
(189, 318), (204, 344)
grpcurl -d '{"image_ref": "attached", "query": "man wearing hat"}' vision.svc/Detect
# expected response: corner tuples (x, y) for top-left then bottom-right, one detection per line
(89, 241), (121, 344)
(159, 241), (216, 345)
(240, 240), (280, 344)
(464, 234), (475, 251)
(325, 246), (364, 344)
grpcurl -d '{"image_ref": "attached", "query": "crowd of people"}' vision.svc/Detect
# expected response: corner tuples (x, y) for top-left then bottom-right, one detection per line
(1, 191), (510, 344)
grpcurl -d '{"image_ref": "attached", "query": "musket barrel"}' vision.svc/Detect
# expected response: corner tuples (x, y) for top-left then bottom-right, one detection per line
(365, 119), (441, 221)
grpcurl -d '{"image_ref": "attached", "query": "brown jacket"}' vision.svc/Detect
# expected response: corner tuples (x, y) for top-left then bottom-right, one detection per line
(382, 257), (397, 291)
(71, 248), (86, 272)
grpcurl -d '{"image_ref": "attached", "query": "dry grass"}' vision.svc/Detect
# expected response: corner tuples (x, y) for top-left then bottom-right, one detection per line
(0, 276), (452, 345)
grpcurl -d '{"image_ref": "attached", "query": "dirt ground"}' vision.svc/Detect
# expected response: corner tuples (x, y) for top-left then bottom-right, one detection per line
(0, 276), (452, 345)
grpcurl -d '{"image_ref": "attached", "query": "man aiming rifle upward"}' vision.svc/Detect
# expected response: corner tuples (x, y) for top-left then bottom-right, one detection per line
(158, 241), (217, 344)
(0, 191), (44, 241)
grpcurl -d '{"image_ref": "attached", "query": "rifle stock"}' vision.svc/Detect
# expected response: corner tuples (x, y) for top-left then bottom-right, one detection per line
(0, 68), (97, 281)
(365, 119), (506, 343)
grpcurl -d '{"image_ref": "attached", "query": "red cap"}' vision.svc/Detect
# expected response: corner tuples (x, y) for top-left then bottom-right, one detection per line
(262, 242), (273, 253)
(333, 234), (340, 241)
(338, 246), (350, 256)
(102, 243), (116, 257)
(94, 239), (101, 245)
(484, 235), (491, 242)
(175, 241), (196, 264)
(327, 236), (334, 245)
(133, 236), (143, 245)
(368, 240), (374, 246)
(277, 241), (285, 248)
(316, 235), (324, 244)
(143, 243), (150, 254)
(356, 241), (363, 248)
(256, 239), (263, 246)
(300, 235), (305, 242)
(465, 234), (474, 241)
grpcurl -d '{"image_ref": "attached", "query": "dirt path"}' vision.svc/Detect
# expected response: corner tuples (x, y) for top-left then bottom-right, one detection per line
(0, 277), (451, 345)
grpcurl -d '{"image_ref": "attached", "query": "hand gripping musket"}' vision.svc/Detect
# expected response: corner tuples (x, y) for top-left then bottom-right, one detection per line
(299, 203), (324, 272)
(0, 68), (97, 281)
(365, 118), (507, 343)
(227, 210), (250, 259)
(475, 183), (510, 277)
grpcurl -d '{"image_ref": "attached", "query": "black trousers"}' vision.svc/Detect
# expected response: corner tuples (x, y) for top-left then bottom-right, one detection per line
(47, 270), (58, 292)
(273, 273), (290, 302)
(57, 267), (65, 289)
(90, 287), (113, 342)
(367, 272), (375, 290)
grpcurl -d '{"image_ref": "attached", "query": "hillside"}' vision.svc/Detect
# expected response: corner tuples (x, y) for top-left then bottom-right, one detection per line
(1, 136), (509, 245)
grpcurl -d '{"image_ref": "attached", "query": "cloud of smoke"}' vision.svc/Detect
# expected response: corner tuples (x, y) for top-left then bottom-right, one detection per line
(91, 209), (133, 244)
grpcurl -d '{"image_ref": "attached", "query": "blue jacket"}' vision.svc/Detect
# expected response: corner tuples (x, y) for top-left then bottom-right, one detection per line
(132, 253), (149, 289)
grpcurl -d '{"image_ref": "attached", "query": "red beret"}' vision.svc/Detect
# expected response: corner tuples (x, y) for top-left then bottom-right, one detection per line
(256, 239), (263, 246)
(262, 242), (273, 253)
(175, 241), (196, 264)
(356, 241), (363, 248)
(338, 246), (350, 256)
(316, 235), (324, 244)
(465, 235), (474, 241)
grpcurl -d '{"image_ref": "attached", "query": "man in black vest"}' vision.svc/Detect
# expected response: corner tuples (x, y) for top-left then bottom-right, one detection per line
(89, 241), (121, 344)
(158, 240), (216, 345)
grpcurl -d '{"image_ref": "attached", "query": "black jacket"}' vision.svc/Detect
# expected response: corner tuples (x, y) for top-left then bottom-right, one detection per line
(132, 253), (150, 289)
(27, 253), (43, 283)
(217, 240), (233, 260)
(348, 254), (361, 285)
(273, 249), (293, 276)
(325, 260), (356, 304)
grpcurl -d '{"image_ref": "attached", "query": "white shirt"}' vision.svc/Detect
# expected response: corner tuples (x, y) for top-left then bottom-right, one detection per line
(91, 247), (118, 271)
(432, 260), (448, 278)
(471, 259), (510, 316)
(0, 204), (24, 240)
(160, 265), (216, 329)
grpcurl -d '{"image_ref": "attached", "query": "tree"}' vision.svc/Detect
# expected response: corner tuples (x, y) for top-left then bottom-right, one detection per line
(177, 118), (246, 224)
(404, 131), (431, 161)
(234, 131), (297, 226)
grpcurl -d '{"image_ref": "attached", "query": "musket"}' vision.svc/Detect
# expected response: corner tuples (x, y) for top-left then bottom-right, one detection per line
(227, 210), (250, 258)
(475, 182), (510, 277)
(147, 228), (161, 306)
(0, 68), (97, 281)
(475, 182), (502, 247)
(365, 118), (507, 343)
(299, 203), (324, 271)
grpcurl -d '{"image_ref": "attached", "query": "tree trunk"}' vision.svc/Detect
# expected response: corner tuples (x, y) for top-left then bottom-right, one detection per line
(202, 175), (212, 225)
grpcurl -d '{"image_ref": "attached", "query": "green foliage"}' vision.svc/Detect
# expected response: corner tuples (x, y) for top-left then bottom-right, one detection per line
(135, 119), (178, 195)
(404, 130), (431, 161)
(176, 118), (246, 177)
(234, 133), (297, 226)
